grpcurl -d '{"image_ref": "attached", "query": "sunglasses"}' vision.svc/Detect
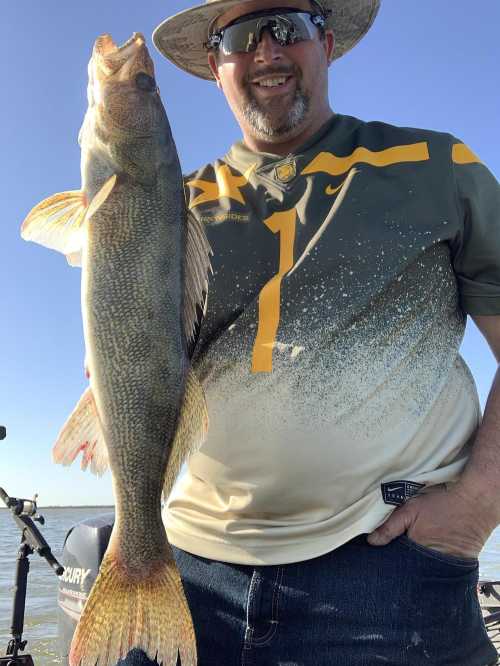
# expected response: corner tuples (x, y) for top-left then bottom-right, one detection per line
(206, 8), (327, 55)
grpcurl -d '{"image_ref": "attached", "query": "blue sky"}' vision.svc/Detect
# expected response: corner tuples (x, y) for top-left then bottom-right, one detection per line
(1, 1), (499, 506)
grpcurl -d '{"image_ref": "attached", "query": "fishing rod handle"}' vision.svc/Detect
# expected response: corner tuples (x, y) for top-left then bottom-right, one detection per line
(42, 549), (64, 576)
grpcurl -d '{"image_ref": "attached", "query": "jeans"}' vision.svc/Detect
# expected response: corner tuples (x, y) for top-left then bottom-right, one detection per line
(120, 534), (497, 665)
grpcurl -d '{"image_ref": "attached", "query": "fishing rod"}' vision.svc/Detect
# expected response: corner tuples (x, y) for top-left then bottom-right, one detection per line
(0, 428), (64, 666)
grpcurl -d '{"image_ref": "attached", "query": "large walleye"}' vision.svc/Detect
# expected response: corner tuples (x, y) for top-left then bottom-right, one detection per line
(21, 34), (211, 666)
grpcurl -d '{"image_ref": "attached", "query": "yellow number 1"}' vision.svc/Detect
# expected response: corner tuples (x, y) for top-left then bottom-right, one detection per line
(251, 209), (297, 373)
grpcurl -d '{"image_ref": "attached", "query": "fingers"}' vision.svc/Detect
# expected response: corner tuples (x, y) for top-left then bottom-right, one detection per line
(367, 503), (416, 546)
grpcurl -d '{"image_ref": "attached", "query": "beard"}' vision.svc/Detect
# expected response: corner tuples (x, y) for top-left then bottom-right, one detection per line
(240, 68), (310, 141)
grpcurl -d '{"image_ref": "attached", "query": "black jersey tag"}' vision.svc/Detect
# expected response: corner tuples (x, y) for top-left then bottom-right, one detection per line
(381, 480), (425, 506)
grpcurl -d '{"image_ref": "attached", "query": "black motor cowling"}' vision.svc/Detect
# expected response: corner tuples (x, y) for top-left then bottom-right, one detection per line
(57, 513), (114, 664)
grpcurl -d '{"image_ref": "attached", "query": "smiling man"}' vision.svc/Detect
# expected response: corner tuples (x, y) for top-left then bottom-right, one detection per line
(205, 0), (335, 153)
(146, 0), (500, 664)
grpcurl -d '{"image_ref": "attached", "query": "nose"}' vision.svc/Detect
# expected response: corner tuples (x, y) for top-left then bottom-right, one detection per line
(253, 29), (284, 65)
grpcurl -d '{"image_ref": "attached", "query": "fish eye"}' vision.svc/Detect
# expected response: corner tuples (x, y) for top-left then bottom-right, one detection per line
(135, 72), (157, 92)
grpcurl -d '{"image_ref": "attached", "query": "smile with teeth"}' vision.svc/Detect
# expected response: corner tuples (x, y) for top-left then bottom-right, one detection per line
(254, 76), (290, 87)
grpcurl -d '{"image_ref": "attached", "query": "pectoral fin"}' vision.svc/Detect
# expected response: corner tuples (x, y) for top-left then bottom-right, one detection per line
(21, 175), (117, 264)
(53, 386), (109, 476)
(66, 251), (83, 267)
(21, 190), (87, 257)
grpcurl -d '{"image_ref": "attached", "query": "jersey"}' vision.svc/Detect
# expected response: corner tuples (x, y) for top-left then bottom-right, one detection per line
(163, 113), (500, 565)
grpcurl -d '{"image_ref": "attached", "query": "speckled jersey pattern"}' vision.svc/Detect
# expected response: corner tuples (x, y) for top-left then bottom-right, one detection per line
(163, 113), (500, 565)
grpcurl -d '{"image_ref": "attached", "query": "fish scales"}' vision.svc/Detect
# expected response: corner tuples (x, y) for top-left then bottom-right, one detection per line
(21, 32), (210, 666)
(83, 97), (188, 564)
(85, 177), (185, 456)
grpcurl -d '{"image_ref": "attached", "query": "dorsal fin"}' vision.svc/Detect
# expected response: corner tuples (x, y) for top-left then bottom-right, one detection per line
(183, 211), (212, 342)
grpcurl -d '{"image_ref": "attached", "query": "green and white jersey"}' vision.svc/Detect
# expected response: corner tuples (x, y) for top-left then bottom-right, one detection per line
(163, 113), (500, 565)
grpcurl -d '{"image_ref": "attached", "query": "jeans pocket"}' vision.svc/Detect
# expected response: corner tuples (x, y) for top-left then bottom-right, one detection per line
(398, 534), (479, 568)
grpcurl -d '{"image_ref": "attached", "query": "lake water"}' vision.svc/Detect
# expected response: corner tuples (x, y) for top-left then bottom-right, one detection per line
(1, 507), (500, 665)
(0, 507), (111, 665)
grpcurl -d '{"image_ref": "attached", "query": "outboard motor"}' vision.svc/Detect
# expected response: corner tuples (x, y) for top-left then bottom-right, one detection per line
(57, 513), (114, 664)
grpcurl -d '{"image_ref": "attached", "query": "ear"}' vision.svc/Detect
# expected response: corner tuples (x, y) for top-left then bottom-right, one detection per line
(324, 30), (335, 63)
(208, 53), (222, 88)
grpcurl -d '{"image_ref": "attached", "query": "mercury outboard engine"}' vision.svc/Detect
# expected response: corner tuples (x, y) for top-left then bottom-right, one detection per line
(57, 513), (114, 664)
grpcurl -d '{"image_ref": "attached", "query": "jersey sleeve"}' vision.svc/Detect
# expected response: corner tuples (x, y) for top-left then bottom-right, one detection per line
(450, 141), (500, 315)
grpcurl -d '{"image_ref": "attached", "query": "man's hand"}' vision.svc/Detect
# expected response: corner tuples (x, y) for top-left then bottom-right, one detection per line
(368, 316), (500, 559)
(367, 486), (496, 559)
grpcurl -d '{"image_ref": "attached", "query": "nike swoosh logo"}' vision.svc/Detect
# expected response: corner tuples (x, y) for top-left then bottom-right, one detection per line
(325, 183), (343, 196)
(386, 486), (403, 493)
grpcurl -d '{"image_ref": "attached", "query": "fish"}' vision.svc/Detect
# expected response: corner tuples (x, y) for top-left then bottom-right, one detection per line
(21, 33), (212, 666)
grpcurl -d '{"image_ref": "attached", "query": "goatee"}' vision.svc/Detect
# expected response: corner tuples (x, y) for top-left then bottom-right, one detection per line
(241, 69), (310, 140)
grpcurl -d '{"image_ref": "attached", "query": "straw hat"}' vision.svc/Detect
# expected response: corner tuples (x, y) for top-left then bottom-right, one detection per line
(153, 0), (381, 81)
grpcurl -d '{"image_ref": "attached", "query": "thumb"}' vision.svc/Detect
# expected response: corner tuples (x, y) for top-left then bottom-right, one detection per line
(367, 504), (416, 546)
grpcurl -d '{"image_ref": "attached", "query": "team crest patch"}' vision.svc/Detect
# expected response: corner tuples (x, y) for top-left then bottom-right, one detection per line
(381, 480), (425, 506)
(275, 161), (296, 183)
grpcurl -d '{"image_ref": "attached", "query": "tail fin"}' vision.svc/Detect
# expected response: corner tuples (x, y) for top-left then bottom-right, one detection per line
(69, 549), (196, 666)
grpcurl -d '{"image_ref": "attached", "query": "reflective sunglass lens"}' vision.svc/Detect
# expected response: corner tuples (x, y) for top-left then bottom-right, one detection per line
(213, 11), (321, 55)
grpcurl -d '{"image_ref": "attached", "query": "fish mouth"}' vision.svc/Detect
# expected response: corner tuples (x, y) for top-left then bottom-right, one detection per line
(94, 33), (145, 58)
(93, 33), (154, 78)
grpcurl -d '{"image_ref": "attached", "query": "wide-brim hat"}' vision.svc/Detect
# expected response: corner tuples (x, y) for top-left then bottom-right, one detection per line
(153, 0), (381, 81)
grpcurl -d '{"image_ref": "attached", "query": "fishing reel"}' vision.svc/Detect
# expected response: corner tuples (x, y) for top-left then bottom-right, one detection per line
(1, 493), (43, 524)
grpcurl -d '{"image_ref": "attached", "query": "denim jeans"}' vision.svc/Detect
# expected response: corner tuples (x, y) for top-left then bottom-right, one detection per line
(120, 534), (497, 665)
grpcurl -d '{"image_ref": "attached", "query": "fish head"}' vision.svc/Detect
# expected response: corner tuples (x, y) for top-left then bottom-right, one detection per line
(88, 32), (163, 135)
(80, 33), (176, 190)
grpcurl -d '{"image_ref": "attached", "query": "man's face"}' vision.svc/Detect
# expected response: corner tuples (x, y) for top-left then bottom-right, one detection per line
(208, 0), (334, 146)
